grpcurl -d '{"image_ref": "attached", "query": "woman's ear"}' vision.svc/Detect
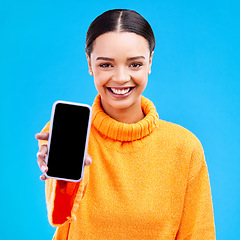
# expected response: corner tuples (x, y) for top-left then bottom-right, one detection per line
(148, 51), (154, 75)
(86, 53), (94, 76)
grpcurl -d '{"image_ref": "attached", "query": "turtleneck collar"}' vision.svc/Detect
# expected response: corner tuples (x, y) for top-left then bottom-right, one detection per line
(91, 95), (159, 142)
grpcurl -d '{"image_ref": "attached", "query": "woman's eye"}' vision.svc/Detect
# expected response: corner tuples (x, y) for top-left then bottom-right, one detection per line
(130, 63), (143, 68)
(100, 63), (112, 68)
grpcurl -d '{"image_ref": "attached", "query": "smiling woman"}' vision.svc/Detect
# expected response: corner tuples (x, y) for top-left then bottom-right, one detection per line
(87, 31), (153, 123)
(35, 9), (216, 240)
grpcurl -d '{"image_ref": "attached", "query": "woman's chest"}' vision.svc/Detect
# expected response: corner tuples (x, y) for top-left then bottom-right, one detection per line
(75, 132), (191, 238)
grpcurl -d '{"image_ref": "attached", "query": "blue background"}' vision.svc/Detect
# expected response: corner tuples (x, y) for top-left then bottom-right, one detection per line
(1, 0), (239, 239)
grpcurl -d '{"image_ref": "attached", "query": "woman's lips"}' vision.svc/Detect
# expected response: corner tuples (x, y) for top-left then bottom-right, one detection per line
(110, 87), (131, 95)
(107, 87), (135, 98)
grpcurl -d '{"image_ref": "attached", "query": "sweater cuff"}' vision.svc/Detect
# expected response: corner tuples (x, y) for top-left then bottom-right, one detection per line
(45, 167), (89, 227)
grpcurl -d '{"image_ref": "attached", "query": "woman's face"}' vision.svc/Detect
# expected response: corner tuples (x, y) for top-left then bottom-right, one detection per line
(87, 31), (153, 118)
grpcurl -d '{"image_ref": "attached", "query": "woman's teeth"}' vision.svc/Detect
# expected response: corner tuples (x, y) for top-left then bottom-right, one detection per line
(110, 88), (131, 95)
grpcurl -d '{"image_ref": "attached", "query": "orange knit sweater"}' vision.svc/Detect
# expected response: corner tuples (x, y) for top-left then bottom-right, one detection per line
(39, 95), (215, 239)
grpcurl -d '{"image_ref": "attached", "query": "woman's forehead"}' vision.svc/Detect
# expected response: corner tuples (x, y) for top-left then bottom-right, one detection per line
(91, 32), (150, 58)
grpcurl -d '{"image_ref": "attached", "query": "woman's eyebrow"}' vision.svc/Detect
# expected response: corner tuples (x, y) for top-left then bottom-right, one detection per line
(96, 57), (114, 61)
(96, 56), (146, 61)
(127, 56), (145, 61)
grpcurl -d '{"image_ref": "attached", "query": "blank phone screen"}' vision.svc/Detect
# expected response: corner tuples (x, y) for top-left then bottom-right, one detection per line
(47, 102), (91, 181)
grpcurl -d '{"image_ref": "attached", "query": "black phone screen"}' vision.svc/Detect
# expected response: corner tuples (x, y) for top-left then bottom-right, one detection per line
(47, 102), (91, 181)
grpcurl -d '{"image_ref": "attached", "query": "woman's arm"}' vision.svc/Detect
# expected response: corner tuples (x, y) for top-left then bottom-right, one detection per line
(36, 122), (91, 226)
(176, 142), (216, 239)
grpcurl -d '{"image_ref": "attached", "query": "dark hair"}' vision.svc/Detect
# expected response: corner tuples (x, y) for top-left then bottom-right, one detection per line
(85, 9), (155, 56)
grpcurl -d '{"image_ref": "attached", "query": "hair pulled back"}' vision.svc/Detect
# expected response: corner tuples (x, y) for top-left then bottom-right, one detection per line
(85, 9), (155, 56)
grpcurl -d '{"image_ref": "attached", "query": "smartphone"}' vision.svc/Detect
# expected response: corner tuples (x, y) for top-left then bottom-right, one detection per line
(45, 100), (92, 182)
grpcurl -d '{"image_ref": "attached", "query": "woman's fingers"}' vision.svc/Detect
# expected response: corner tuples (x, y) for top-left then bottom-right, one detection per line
(36, 132), (49, 180)
(85, 153), (92, 166)
(40, 174), (48, 181)
(37, 144), (48, 180)
(36, 132), (91, 181)
(35, 132), (49, 141)
(38, 152), (91, 181)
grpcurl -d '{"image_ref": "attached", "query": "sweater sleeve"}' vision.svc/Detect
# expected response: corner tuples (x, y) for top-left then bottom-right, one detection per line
(38, 122), (89, 227)
(176, 139), (216, 239)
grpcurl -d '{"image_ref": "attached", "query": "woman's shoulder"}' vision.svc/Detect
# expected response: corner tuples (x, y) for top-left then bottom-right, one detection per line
(155, 119), (206, 179)
(156, 118), (203, 150)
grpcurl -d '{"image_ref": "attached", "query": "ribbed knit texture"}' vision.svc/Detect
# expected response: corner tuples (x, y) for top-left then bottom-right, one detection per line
(91, 95), (158, 142)
(40, 95), (215, 239)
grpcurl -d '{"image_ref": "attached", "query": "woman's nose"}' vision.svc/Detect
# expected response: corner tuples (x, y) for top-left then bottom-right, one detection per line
(112, 67), (131, 84)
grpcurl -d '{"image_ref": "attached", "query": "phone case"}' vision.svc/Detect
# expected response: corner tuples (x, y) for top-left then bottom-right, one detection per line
(44, 100), (92, 182)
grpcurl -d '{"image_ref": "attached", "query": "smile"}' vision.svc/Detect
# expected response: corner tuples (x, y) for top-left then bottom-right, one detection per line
(110, 87), (131, 95)
(107, 87), (134, 97)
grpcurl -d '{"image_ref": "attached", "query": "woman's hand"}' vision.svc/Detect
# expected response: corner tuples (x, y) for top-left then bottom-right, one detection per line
(35, 132), (92, 181)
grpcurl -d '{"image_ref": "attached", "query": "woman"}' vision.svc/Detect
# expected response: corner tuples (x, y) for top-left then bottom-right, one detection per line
(36, 9), (216, 239)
